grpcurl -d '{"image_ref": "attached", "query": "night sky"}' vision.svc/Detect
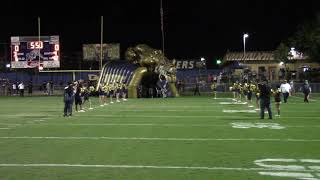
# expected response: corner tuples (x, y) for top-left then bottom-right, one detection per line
(0, 0), (319, 67)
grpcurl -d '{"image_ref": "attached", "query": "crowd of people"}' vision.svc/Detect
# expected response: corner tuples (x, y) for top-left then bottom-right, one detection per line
(226, 79), (312, 119)
(0, 80), (56, 96)
(63, 81), (129, 117)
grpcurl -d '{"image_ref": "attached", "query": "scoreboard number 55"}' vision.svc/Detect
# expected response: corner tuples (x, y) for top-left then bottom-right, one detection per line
(28, 41), (43, 49)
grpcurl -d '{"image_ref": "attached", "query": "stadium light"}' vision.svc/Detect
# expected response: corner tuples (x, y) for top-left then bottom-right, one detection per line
(200, 57), (205, 61)
(6, 64), (11, 68)
(243, 33), (249, 54)
(279, 61), (284, 66)
(216, 59), (222, 65)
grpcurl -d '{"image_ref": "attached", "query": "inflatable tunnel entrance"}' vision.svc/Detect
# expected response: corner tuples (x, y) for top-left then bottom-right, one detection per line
(97, 61), (178, 98)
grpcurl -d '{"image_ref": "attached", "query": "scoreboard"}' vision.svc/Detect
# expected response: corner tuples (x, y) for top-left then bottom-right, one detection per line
(11, 36), (60, 69)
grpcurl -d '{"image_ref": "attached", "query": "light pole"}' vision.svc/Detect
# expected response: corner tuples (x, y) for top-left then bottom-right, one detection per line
(100, 16), (104, 71)
(200, 57), (206, 81)
(243, 33), (249, 58)
(243, 33), (249, 82)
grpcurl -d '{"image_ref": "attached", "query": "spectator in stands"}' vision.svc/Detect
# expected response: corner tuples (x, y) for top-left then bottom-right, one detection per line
(18, 82), (24, 97)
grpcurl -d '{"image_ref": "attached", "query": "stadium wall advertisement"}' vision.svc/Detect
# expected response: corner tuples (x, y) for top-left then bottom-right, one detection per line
(83, 43), (120, 61)
(173, 59), (205, 70)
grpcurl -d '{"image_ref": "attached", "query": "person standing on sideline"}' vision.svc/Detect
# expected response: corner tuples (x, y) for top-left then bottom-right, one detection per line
(194, 81), (200, 96)
(280, 80), (291, 103)
(18, 82), (24, 97)
(50, 81), (54, 95)
(74, 82), (84, 112)
(46, 82), (51, 95)
(12, 83), (17, 95)
(258, 79), (272, 119)
(28, 81), (33, 96)
(289, 80), (295, 95)
(301, 80), (311, 103)
(63, 82), (74, 117)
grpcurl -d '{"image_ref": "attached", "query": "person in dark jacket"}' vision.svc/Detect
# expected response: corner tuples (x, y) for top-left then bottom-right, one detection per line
(63, 82), (74, 117)
(28, 81), (33, 96)
(258, 79), (272, 119)
(194, 81), (200, 96)
(301, 80), (311, 103)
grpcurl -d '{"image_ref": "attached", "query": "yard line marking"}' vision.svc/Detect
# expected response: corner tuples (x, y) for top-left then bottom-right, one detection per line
(0, 128), (10, 130)
(0, 123), (21, 126)
(215, 97), (234, 99)
(0, 163), (319, 172)
(220, 102), (248, 105)
(223, 110), (256, 113)
(1, 115), (320, 119)
(1, 123), (320, 128)
(0, 136), (320, 142)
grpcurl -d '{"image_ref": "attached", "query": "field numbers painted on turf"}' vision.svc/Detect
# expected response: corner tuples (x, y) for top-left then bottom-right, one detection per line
(255, 159), (320, 179)
(231, 122), (285, 129)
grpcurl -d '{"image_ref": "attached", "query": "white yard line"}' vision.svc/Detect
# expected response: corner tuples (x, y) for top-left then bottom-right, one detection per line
(0, 128), (10, 130)
(1, 123), (320, 128)
(223, 110), (256, 113)
(0, 163), (319, 172)
(0, 136), (319, 142)
(0, 115), (320, 119)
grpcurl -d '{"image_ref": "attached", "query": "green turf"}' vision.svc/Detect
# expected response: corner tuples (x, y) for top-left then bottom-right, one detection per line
(0, 94), (319, 180)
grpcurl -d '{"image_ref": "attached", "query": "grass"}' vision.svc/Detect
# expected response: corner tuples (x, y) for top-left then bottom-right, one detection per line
(0, 93), (319, 179)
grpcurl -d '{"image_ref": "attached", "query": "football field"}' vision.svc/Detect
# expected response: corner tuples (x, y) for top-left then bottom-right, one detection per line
(0, 94), (319, 180)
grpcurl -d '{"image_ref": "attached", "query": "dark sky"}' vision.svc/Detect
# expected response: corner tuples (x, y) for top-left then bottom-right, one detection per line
(1, 0), (319, 67)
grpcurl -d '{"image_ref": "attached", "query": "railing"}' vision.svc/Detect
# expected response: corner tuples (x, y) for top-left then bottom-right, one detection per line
(1, 83), (320, 96)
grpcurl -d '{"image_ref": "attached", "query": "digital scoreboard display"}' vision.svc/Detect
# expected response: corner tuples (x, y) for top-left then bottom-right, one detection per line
(11, 36), (60, 69)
